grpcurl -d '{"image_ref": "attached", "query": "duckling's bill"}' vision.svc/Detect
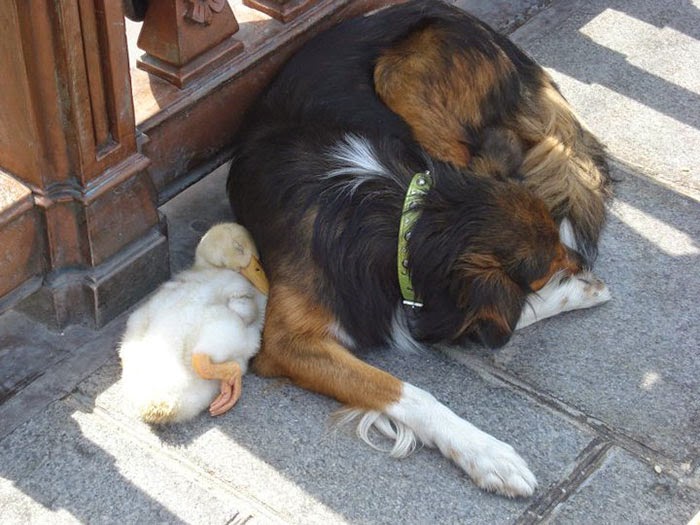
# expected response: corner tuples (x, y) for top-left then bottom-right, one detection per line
(241, 255), (269, 295)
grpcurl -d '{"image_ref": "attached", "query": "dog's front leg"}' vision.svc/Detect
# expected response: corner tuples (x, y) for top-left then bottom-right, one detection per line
(255, 285), (537, 498)
(517, 271), (611, 330)
(516, 219), (612, 329)
(387, 383), (537, 497)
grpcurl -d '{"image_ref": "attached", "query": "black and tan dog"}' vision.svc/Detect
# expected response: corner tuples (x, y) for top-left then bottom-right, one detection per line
(228, 0), (611, 497)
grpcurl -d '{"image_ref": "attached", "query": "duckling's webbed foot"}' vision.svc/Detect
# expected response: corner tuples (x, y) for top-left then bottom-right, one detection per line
(191, 353), (243, 417)
(209, 371), (242, 416)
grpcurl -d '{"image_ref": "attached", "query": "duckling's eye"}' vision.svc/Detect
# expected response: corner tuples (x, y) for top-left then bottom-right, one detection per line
(231, 241), (245, 255)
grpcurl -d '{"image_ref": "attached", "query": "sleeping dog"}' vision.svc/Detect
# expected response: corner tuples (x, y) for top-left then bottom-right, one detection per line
(227, 0), (611, 497)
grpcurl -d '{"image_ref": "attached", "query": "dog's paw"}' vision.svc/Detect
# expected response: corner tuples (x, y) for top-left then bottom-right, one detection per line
(563, 271), (611, 311)
(448, 433), (537, 498)
(517, 270), (611, 329)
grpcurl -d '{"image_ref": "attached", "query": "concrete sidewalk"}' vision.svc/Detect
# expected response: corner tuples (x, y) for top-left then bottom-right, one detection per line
(1, 0), (699, 523)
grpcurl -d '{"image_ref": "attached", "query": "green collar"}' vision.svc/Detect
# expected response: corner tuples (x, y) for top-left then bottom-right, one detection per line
(397, 171), (432, 308)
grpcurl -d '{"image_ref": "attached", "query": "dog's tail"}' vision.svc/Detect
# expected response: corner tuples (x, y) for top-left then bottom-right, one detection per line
(511, 76), (612, 266)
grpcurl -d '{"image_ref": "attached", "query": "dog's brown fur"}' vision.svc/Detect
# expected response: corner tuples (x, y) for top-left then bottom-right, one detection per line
(255, 285), (403, 410)
(374, 25), (516, 167)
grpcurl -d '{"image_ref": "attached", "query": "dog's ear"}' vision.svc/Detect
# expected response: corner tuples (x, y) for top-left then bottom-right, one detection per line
(455, 254), (526, 349)
(465, 278), (524, 348)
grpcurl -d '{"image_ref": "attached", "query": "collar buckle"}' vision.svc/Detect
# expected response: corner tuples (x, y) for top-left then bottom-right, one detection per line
(402, 299), (424, 308)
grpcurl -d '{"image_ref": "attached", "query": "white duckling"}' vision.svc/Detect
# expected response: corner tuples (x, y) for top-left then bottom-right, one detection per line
(119, 223), (269, 424)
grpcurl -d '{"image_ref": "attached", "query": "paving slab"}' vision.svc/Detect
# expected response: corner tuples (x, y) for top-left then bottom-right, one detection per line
(0, 318), (123, 443)
(0, 311), (94, 405)
(76, 342), (593, 524)
(546, 447), (699, 525)
(0, 398), (283, 524)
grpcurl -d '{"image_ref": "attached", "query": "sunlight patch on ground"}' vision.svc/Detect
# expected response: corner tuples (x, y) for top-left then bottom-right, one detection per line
(578, 8), (700, 96)
(72, 410), (347, 524)
(640, 371), (661, 391)
(0, 477), (77, 523)
(542, 64), (698, 177)
(609, 201), (699, 257)
(687, 509), (700, 525)
(72, 410), (206, 524)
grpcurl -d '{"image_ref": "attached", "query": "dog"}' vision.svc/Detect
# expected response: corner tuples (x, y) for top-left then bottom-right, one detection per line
(227, 0), (611, 497)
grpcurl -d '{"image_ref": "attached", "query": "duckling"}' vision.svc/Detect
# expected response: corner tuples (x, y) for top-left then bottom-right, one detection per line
(119, 223), (269, 424)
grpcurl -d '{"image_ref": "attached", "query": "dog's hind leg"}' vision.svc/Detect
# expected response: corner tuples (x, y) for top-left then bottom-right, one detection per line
(511, 75), (612, 266)
(255, 284), (537, 497)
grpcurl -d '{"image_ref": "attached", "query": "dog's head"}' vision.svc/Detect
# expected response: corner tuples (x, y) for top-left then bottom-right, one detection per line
(409, 172), (581, 349)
